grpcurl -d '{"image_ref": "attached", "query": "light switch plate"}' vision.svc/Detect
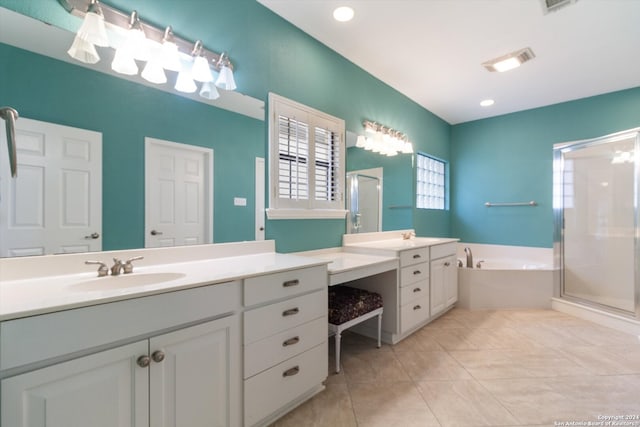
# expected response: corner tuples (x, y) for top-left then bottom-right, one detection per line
(234, 197), (247, 206)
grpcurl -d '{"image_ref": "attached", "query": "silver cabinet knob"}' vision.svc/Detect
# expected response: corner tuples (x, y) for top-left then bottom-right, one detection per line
(151, 350), (165, 363)
(444, 261), (451, 267)
(150, 230), (163, 236)
(282, 307), (299, 317)
(137, 355), (151, 368)
(282, 366), (300, 377)
(84, 232), (100, 239)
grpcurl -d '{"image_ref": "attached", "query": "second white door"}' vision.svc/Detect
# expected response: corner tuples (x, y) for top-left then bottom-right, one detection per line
(145, 138), (213, 248)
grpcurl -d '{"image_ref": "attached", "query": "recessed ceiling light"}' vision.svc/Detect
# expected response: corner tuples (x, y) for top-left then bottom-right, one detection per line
(480, 99), (495, 107)
(482, 47), (535, 72)
(333, 6), (354, 22)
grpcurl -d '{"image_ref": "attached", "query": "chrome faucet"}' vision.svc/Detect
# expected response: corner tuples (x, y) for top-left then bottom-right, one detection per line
(123, 256), (144, 274)
(111, 258), (124, 276)
(85, 260), (109, 277)
(464, 247), (473, 268)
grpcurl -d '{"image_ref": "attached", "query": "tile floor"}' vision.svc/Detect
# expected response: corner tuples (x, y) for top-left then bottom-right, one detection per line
(272, 308), (640, 427)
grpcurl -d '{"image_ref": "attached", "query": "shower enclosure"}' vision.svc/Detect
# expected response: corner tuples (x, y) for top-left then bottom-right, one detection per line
(553, 128), (639, 318)
(346, 170), (381, 233)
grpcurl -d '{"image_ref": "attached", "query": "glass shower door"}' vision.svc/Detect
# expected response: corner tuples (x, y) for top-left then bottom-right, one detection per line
(557, 130), (639, 315)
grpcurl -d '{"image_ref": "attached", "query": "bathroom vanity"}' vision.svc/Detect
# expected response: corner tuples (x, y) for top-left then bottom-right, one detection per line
(0, 241), (327, 427)
(342, 230), (459, 343)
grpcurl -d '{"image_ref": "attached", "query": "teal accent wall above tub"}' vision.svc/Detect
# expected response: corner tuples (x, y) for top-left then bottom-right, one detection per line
(451, 87), (640, 248)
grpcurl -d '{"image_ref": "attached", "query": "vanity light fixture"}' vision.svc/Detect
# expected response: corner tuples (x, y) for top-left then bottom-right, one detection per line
(191, 41), (215, 83)
(160, 26), (182, 72)
(356, 120), (413, 157)
(60, 0), (238, 96)
(75, 0), (109, 47)
(199, 81), (220, 100)
(215, 53), (237, 91)
(482, 47), (535, 72)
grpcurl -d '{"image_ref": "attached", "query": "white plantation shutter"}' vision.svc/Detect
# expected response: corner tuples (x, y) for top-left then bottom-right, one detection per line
(268, 93), (346, 218)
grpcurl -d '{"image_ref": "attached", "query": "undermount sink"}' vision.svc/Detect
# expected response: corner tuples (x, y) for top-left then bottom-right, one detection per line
(71, 272), (187, 291)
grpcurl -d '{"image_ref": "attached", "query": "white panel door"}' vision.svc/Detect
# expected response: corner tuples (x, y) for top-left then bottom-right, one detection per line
(1, 341), (149, 427)
(149, 317), (240, 427)
(145, 138), (213, 248)
(255, 157), (265, 240)
(0, 118), (102, 257)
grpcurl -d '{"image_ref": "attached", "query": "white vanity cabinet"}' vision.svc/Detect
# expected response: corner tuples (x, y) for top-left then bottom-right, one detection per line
(242, 265), (328, 427)
(398, 247), (430, 334)
(1, 281), (242, 427)
(430, 243), (458, 317)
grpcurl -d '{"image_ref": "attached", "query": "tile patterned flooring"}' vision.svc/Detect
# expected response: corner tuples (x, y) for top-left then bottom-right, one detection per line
(272, 309), (640, 427)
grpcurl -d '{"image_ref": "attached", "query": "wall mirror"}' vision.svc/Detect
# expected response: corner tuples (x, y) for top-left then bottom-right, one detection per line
(0, 7), (265, 257)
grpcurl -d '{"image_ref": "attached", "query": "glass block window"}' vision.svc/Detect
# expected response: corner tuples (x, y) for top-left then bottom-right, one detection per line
(416, 153), (446, 210)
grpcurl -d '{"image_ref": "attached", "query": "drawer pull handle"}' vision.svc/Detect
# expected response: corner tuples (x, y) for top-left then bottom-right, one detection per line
(137, 355), (151, 368)
(282, 307), (300, 317)
(283, 336), (300, 347)
(151, 350), (165, 363)
(413, 254), (421, 259)
(283, 279), (300, 288)
(413, 270), (421, 275)
(283, 366), (300, 377)
(413, 287), (421, 293)
(413, 304), (422, 310)
(444, 262), (451, 267)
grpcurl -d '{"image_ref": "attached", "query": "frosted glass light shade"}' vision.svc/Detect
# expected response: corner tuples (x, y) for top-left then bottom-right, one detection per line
(402, 142), (414, 154)
(141, 58), (167, 84)
(125, 28), (150, 61)
(67, 35), (100, 64)
(76, 11), (109, 47)
(111, 47), (138, 75)
(175, 68), (197, 93)
(199, 82), (220, 100)
(191, 56), (214, 82)
(355, 135), (366, 148)
(161, 41), (182, 72)
(215, 65), (236, 91)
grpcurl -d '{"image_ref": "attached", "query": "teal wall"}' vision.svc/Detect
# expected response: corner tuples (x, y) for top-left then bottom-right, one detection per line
(450, 87), (640, 248)
(0, 0), (451, 253)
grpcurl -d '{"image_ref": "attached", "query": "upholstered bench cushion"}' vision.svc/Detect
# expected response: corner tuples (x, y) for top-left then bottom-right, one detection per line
(328, 286), (383, 325)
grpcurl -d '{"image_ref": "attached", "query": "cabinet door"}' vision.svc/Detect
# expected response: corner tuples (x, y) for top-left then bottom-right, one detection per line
(444, 255), (458, 307)
(1, 341), (149, 427)
(430, 258), (446, 316)
(149, 316), (240, 427)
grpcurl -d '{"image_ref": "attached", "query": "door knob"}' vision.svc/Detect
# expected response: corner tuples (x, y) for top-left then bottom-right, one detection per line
(150, 230), (163, 236)
(84, 232), (100, 239)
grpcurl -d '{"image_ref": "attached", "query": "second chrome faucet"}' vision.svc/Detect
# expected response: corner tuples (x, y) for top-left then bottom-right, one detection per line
(86, 256), (144, 277)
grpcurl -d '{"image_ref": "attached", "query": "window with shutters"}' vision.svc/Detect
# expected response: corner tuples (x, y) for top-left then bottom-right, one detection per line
(267, 93), (346, 219)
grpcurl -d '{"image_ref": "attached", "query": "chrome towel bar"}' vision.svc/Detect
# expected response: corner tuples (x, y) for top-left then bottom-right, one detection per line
(485, 201), (537, 207)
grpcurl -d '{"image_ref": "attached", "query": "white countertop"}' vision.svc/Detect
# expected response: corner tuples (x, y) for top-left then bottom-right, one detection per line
(0, 251), (327, 321)
(294, 248), (398, 286)
(344, 237), (459, 252)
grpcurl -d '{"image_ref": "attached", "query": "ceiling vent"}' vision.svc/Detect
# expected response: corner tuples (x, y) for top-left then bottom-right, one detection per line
(541, 0), (578, 14)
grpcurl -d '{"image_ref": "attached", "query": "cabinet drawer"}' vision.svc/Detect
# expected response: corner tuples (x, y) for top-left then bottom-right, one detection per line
(399, 247), (428, 266)
(400, 294), (430, 333)
(431, 242), (457, 259)
(400, 262), (429, 287)
(1, 281), (241, 372)
(244, 317), (327, 379)
(244, 265), (326, 307)
(244, 289), (327, 345)
(244, 343), (327, 427)
(400, 281), (428, 305)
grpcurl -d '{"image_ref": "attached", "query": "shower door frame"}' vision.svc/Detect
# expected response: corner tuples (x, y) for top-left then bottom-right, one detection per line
(553, 127), (640, 319)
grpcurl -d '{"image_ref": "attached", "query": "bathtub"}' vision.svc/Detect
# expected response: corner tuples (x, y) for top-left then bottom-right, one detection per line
(457, 244), (555, 310)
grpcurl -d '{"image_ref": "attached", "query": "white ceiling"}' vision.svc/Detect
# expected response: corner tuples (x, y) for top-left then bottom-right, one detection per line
(257, 0), (640, 124)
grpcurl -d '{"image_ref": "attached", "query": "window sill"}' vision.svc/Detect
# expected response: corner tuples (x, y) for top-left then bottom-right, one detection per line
(266, 208), (348, 220)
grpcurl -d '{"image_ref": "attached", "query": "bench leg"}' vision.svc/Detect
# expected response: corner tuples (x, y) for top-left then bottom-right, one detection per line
(377, 313), (382, 348)
(334, 330), (342, 373)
